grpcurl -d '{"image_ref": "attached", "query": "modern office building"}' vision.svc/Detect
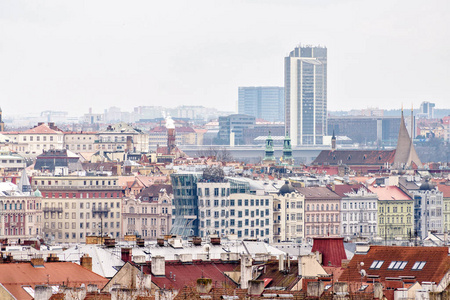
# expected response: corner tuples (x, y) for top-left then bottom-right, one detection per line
(285, 45), (327, 146)
(238, 87), (284, 122)
(216, 114), (255, 145)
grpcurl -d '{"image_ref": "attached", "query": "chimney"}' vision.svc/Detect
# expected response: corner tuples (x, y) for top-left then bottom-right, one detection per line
(121, 248), (132, 263)
(374, 282), (383, 299)
(240, 254), (253, 289)
(151, 256), (165, 276)
(34, 285), (53, 300)
(126, 136), (133, 153)
(46, 253), (59, 262)
(278, 254), (285, 271)
(248, 280), (265, 296)
(307, 281), (325, 298)
(31, 257), (45, 268)
(196, 278), (213, 294)
(80, 254), (93, 271)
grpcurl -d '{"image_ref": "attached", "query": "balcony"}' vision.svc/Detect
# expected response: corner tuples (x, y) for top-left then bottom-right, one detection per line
(92, 207), (110, 216)
(43, 207), (63, 213)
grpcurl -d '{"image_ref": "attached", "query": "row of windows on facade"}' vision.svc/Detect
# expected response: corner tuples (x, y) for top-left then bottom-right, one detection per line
(306, 203), (339, 211)
(199, 198), (271, 207)
(306, 226), (340, 235)
(127, 217), (166, 226)
(305, 214), (339, 222)
(126, 229), (164, 237)
(0, 159), (22, 164)
(342, 212), (376, 222)
(200, 228), (270, 238)
(45, 232), (120, 240)
(379, 216), (412, 224)
(4, 227), (38, 236)
(342, 202), (377, 210)
(36, 179), (117, 186)
(2, 202), (40, 210)
(22, 136), (59, 142)
(127, 207), (169, 214)
(200, 209), (270, 218)
(201, 218), (269, 228)
(342, 225), (377, 235)
(198, 188), (230, 197)
(44, 201), (120, 209)
(379, 206), (412, 213)
(44, 211), (120, 220)
(44, 221), (120, 230)
(43, 192), (121, 199)
(275, 225), (303, 235)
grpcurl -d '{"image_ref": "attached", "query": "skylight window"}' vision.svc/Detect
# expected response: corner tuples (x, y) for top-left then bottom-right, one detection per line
(412, 261), (426, 270)
(324, 284), (332, 291)
(370, 260), (384, 269)
(359, 285), (369, 291)
(387, 261), (408, 270)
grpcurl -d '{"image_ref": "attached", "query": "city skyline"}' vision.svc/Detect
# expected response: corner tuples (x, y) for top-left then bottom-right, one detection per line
(1, 0), (449, 116)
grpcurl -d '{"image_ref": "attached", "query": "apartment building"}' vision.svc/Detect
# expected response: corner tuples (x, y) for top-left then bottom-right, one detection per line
(197, 178), (273, 242)
(296, 186), (341, 241)
(368, 185), (414, 240)
(31, 175), (122, 243)
(6, 123), (64, 156)
(64, 132), (97, 152)
(122, 184), (173, 239)
(332, 184), (378, 240)
(273, 181), (305, 243)
(0, 182), (42, 241)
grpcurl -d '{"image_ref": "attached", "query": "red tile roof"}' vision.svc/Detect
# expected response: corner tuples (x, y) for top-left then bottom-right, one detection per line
(367, 185), (412, 201)
(313, 150), (396, 166)
(311, 238), (347, 267)
(437, 184), (450, 198)
(328, 184), (366, 197)
(0, 262), (108, 300)
(23, 123), (62, 134)
(338, 246), (450, 285)
(145, 260), (239, 291)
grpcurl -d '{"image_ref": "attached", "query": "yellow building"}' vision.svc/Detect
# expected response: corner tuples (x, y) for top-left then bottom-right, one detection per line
(369, 185), (413, 240)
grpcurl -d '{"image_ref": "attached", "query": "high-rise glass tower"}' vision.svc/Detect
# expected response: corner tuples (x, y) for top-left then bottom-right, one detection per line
(238, 87), (284, 122)
(285, 45), (327, 146)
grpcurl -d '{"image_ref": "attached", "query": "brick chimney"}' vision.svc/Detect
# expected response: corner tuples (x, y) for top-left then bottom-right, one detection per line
(80, 254), (93, 271)
(31, 257), (45, 268)
(121, 248), (132, 263)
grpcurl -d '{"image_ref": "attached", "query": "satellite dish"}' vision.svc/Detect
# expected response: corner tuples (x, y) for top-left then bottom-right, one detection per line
(360, 269), (367, 277)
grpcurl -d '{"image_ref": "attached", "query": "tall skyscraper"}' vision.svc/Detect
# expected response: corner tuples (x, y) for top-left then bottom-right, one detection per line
(238, 87), (284, 122)
(285, 45), (327, 146)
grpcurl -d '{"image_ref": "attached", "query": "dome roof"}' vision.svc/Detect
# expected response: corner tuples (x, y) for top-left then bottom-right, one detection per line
(34, 189), (42, 197)
(279, 180), (295, 195)
(419, 181), (434, 191)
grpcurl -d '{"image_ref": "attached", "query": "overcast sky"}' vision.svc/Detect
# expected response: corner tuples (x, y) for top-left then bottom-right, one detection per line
(1, 0), (449, 117)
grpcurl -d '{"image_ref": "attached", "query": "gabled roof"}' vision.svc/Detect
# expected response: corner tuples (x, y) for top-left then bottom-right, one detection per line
(143, 260), (239, 291)
(311, 238), (347, 267)
(437, 184), (450, 198)
(338, 246), (450, 285)
(23, 123), (62, 134)
(137, 184), (173, 200)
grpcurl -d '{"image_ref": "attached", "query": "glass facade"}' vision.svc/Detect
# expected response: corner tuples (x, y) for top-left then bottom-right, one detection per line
(238, 87), (284, 122)
(285, 45), (327, 146)
(170, 173), (201, 237)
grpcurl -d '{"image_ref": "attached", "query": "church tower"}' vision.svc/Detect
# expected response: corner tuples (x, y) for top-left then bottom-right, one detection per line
(282, 132), (293, 165)
(262, 132), (276, 165)
(393, 108), (422, 169)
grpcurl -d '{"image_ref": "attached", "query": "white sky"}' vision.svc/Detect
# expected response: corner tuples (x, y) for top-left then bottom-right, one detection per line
(1, 0), (449, 116)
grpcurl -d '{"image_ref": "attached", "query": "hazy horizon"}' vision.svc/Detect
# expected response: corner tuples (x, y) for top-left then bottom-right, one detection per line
(1, 0), (449, 116)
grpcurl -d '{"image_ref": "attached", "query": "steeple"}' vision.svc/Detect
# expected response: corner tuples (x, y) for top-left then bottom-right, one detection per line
(263, 131), (276, 165)
(393, 109), (422, 169)
(282, 131), (293, 165)
(18, 168), (32, 194)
